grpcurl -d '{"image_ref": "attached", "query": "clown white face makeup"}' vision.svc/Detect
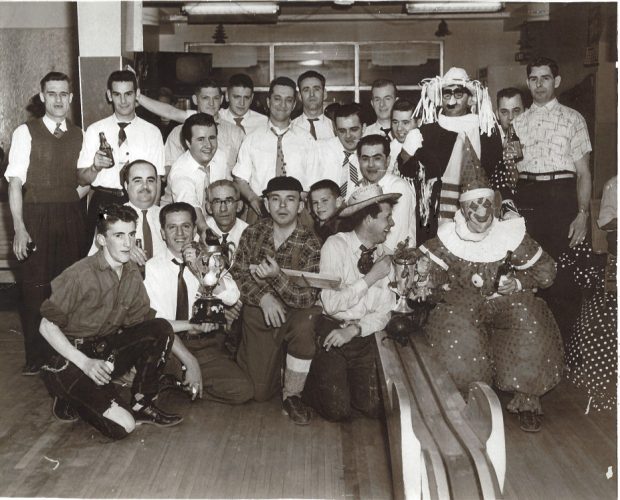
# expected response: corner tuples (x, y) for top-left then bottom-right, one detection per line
(462, 196), (494, 233)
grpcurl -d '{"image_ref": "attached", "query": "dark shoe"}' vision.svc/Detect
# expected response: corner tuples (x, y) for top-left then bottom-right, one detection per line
(52, 397), (78, 423)
(22, 363), (40, 376)
(518, 411), (542, 433)
(133, 403), (183, 427)
(282, 396), (311, 425)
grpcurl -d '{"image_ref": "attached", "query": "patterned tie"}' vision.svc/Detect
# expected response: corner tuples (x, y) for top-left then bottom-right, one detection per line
(220, 233), (229, 261)
(174, 260), (189, 321)
(141, 210), (153, 259)
(380, 127), (391, 139)
(341, 151), (359, 198)
(271, 128), (288, 176)
(118, 122), (130, 147)
(53, 123), (64, 139)
(307, 118), (318, 140)
(233, 117), (246, 134)
(357, 245), (376, 275)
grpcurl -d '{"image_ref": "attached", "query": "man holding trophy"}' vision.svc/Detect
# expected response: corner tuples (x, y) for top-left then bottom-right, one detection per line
(144, 202), (253, 405)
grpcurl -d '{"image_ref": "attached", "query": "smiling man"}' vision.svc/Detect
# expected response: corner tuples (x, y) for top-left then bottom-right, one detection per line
(77, 70), (165, 244)
(219, 74), (268, 135)
(39, 204), (182, 439)
(6, 71), (86, 375)
(292, 70), (334, 140)
(231, 176), (321, 425)
(364, 79), (397, 139)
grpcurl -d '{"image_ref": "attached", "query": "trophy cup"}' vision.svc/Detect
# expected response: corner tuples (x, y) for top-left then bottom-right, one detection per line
(390, 257), (416, 314)
(182, 239), (236, 326)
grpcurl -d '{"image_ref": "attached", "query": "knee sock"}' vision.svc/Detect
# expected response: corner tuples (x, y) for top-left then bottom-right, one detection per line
(283, 354), (312, 400)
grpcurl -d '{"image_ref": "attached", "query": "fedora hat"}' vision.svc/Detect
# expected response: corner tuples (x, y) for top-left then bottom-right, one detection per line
(338, 184), (401, 218)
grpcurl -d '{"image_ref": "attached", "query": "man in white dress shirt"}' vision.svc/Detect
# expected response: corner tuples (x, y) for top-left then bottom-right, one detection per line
(388, 99), (417, 174)
(219, 73), (268, 135)
(292, 70), (334, 141)
(363, 79), (397, 139)
(303, 184), (398, 421)
(77, 70), (165, 243)
(232, 76), (319, 220)
(136, 78), (244, 177)
(358, 134), (416, 252)
(317, 103), (365, 200)
(161, 113), (228, 238)
(144, 202), (253, 404)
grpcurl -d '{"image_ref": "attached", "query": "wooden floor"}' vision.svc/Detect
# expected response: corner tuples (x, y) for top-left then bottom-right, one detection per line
(0, 287), (616, 499)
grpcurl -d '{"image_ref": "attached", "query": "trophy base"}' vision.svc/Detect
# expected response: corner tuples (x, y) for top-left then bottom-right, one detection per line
(392, 296), (414, 314)
(189, 296), (227, 325)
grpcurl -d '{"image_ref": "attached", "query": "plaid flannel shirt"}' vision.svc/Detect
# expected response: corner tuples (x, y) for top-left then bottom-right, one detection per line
(231, 218), (321, 308)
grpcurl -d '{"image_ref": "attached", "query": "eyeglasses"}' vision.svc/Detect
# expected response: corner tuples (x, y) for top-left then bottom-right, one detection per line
(442, 88), (466, 100)
(210, 197), (237, 208)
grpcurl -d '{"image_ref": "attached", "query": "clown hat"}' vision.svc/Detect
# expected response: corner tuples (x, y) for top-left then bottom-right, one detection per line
(459, 136), (494, 202)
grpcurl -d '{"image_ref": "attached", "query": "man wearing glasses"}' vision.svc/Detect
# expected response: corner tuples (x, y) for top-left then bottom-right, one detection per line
(397, 67), (506, 246)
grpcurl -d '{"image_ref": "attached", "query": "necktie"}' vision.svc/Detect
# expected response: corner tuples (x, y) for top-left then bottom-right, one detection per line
(307, 118), (318, 140)
(118, 122), (130, 147)
(53, 123), (64, 138)
(340, 151), (359, 198)
(380, 127), (391, 139)
(357, 245), (376, 275)
(220, 233), (229, 261)
(271, 128), (288, 177)
(141, 210), (153, 259)
(174, 260), (189, 321)
(233, 117), (246, 134)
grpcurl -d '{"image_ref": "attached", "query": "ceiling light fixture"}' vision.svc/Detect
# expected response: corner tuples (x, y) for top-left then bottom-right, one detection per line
(406, 2), (503, 14)
(435, 19), (451, 37)
(182, 2), (279, 16)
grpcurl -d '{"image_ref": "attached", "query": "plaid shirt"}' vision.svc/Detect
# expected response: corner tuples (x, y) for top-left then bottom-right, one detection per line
(231, 218), (321, 308)
(513, 98), (591, 174)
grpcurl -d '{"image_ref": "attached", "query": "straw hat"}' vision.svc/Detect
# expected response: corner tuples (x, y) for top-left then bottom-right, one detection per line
(338, 184), (401, 218)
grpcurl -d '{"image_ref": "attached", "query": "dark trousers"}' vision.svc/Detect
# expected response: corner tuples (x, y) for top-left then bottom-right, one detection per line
(20, 202), (86, 367)
(303, 315), (381, 421)
(237, 305), (319, 402)
(515, 177), (583, 343)
(85, 188), (128, 247)
(41, 318), (174, 440)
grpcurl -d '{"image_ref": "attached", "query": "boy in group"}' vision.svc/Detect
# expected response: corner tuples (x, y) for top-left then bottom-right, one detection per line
(78, 70), (165, 243)
(219, 74), (268, 135)
(308, 179), (344, 243)
(144, 202), (253, 404)
(39, 204), (182, 440)
(231, 176), (321, 425)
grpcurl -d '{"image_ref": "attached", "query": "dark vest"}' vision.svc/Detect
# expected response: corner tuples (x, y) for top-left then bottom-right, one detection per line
(24, 119), (83, 204)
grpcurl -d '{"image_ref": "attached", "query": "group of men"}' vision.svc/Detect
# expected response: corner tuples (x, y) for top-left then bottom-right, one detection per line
(5, 54), (591, 438)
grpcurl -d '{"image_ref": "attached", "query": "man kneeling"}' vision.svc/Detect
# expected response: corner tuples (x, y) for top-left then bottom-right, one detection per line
(39, 204), (182, 440)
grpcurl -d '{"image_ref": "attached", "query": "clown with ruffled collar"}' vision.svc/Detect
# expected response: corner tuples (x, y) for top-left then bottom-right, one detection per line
(410, 154), (564, 433)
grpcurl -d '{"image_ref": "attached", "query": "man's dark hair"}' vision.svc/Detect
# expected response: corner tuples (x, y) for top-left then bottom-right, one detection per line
(107, 70), (138, 92)
(309, 179), (341, 199)
(391, 99), (415, 115)
(496, 87), (526, 107)
(527, 56), (559, 78)
(334, 103), (363, 123)
(348, 200), (397, 229)
(228, 73), (254, 91)
(96, 203), (138, 236)
(371, 79), (397, 94)
(193, 78), (222, 97)
(40, 72), (71, 92)
(120, 159), (157, 186)
(297, 70), (326, 91)
(357, 134), (390, 157)
(159, 202), (197, 227)
(268, 76), (297, 97)
(181, 112), (218, 148)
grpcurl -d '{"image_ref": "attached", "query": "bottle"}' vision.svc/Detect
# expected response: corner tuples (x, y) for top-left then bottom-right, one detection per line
(135, 239), (145, 278)
(504, 123), (523, 162)
(105, 350), (117, 372)
(98, 132), (115, 166)
(494, 251), (514, 291)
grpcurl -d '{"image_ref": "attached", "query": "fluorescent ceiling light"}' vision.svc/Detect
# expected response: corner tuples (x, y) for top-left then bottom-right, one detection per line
(183, 2), (279, 16)
(406, 2), (503, 14)
(299, 59), (323, 67)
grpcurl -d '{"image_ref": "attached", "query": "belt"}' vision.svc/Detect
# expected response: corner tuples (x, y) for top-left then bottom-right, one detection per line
(93, 186), (126, 197)
(67, 330), (122, 356)
(518, 172), (575, 182)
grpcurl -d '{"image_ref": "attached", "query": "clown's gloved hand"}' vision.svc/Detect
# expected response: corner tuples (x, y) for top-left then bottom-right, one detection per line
(500, 199), (520, 220)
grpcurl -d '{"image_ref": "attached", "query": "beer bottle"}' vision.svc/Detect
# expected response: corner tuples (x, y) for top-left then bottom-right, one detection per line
(98, 132), (115, 166)
(494, 251), (514, 291)
(105, 349), (117, 372)
(135, 239), (145, 278)
(504, 123), (523, 162)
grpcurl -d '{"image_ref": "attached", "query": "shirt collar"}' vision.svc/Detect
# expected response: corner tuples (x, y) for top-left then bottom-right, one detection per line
(114, 115), (136, 125)
(185, 150), (211, 172)
(206, 216), (238, 237)
(126, 201), (153, 214)
(42, 115), (67, 132)
(532, 97), (558, 112)
(268, 121), (291, 134)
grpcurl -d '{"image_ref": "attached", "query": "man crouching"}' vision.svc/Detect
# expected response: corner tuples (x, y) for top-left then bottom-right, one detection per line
(39, 204), (182, 440)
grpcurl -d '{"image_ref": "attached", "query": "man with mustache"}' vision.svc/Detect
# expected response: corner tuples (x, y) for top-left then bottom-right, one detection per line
(411, 146), (563, 433)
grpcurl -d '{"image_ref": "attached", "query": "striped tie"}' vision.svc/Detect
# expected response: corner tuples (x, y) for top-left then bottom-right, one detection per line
(340, 151), (359, 197)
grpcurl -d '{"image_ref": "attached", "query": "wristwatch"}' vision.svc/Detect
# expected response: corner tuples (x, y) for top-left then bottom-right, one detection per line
(578, 208), (589, 216)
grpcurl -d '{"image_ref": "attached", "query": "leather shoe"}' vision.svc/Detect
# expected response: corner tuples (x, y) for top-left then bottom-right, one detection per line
(52, 396), (78, 422)
(518, 410), (542, 433)
(282, 396), (311, 425)
(133, 403), (183, 427)
(22, 363), (40, 376)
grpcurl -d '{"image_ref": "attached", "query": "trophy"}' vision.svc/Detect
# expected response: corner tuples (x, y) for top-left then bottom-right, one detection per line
(182, 238), (236, 326)
(390, 257), (417, 313)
